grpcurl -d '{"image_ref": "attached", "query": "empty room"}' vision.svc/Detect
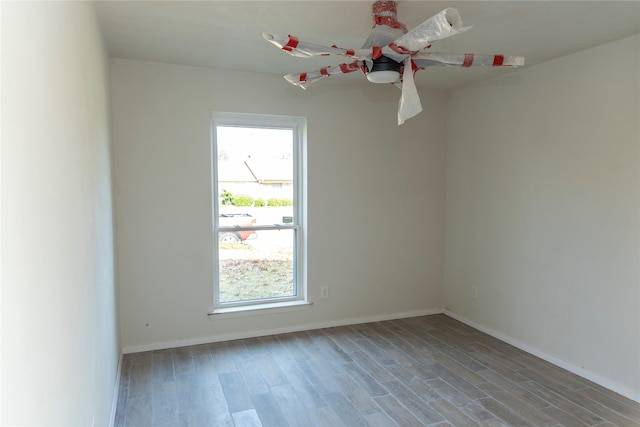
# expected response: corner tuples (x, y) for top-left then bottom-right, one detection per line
(2, 1), (639, 426)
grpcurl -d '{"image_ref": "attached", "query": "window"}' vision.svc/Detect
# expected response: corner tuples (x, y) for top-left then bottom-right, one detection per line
(211, 112), (306, 311)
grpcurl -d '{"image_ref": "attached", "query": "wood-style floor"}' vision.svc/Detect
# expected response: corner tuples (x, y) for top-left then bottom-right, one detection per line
(114, 314), (640, 426)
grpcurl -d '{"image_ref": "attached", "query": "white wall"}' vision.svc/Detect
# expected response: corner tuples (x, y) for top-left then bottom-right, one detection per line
(444, 35), (640, 398)
(109, 58), (447, 351)
(1, 2), (119, 425)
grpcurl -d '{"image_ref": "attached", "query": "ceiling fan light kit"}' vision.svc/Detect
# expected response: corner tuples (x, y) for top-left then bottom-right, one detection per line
(366, 69), (400, 84)
(263, 1), (524, 125)
(367, 56), (402, 83)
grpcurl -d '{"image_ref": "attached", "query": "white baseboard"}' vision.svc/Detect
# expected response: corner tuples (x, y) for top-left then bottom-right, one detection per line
(122, 308), (443, 354)
(442, 309), (640, 404)
(109, 351), (124, 427)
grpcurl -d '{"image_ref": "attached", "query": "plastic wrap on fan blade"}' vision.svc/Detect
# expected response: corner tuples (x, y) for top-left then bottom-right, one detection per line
(383, 8), (470, 62)
(284, 61), (365, 89)
(262, 33), (369, 59)
(361, 24), (406, 49)
(397, 58), (422, 125)
(412, 52), (525, 68)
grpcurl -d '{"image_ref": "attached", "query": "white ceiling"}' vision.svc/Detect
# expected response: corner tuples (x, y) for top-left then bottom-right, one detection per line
(94, 1), (640, 90)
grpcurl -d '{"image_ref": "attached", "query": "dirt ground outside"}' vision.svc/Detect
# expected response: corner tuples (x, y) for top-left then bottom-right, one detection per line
(218, 242), (294, 303)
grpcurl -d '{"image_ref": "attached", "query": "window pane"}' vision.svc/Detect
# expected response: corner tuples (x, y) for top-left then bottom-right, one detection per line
(216, 126), (295, 225)
(218, 229), (295, 303)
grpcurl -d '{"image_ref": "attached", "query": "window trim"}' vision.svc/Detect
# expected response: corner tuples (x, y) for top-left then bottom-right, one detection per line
(210, 112), (307, 311)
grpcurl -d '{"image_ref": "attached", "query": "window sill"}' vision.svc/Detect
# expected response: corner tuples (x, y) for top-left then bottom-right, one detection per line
(208, 300), (313, 320)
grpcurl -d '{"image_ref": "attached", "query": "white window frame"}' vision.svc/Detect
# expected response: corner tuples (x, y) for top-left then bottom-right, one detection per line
(210, 112), (307, 313)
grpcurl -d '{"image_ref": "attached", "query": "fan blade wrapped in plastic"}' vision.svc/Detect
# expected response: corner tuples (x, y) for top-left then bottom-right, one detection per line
(263, 33), (369, 60)
(284, 61), (366, 89)
(381, 8), (470, 62)
(397, 57), (422, 125)
(412, 52), (525, 68)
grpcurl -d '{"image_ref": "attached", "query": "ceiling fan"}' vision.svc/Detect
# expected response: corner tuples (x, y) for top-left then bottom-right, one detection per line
(263, 1), (524, 125)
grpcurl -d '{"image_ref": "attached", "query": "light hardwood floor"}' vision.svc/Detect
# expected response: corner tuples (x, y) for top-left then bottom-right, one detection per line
(114, 314), (640, 426)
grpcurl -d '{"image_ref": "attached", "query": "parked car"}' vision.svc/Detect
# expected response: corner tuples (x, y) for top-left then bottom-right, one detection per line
(218, 213), (257, 243)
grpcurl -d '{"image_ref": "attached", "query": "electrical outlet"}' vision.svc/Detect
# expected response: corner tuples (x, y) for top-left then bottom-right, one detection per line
(471, 287), (478, 300)
(320, 286), (329, 299)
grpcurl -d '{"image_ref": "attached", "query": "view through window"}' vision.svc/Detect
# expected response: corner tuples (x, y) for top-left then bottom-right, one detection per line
(212, 113), (305, 309)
